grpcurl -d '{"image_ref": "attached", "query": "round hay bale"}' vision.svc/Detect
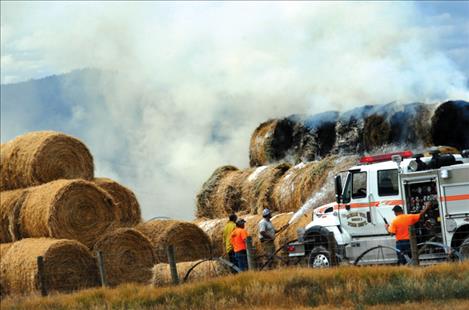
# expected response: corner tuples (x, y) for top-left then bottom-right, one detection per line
(390, 102), (434, 147)
(0, 238), (99, 295)
(0, 189), (27, 243)
(136, 220), (211, 263)
(0, 131), (94, 191)
(271, 212), (312, 251)
(196, 165), (239, 219)
(94, 178), (142, 226)
(431, 100), (469, 151)
(92, 228), (155, 286)
(194, 218), (227, 257)
(0, 179), (115, 248)
(363, 114), (391, 151)
(151, 259), (231, 286)
(241, 163), (291, 215)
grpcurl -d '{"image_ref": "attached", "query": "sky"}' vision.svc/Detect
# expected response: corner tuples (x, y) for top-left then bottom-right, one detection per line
(1, 1), (469, 220)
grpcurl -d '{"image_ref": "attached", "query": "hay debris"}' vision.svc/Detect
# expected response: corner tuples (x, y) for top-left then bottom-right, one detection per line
(196, 165), (239, 219)
(94, 178), (142, 226)
(92, 228), (155, 286)
(0, 238), (99, 295)
(0, 179), (115, 248)
(136, 220), (211, 263)
(151, 259), (231, 286)
(0, 131), (94, 191)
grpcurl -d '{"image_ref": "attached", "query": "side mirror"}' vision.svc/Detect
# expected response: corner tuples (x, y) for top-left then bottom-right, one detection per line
(334, 175), (342, 204)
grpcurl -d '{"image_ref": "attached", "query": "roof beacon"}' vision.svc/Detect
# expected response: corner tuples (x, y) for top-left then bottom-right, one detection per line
(359, 150), (413, 164)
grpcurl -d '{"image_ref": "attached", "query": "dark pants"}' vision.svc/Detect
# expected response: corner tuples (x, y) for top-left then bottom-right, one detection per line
(396, 240), (411, 265)
(228, 250), (236, 266)
(235, 250), (248, 271)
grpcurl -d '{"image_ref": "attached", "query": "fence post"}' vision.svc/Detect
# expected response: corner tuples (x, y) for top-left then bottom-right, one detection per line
(166, 245), (179, 284)
(409, 226), (419, 266)
(37, 256), (48, 296)
(245, 236), (256, 271)
(96, 251), (107, 287)
(327, 232), (338, 266)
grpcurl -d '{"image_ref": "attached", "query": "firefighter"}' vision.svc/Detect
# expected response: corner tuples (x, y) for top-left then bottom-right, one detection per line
(385, 202), (433, 264)
(230, 219), (249, 271)
(258, 208), (276, 263)
(223, 214), (237, 266)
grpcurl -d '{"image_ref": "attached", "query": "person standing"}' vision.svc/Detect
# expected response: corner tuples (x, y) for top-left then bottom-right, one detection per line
(258, 208), (277, 265)
(230, 219), (249, 271)
(223, 214), (237, 265)
(385, 202), (433, 264)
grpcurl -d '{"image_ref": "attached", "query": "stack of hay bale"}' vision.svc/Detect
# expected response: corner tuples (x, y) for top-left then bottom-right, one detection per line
(0, 131), (212, 295)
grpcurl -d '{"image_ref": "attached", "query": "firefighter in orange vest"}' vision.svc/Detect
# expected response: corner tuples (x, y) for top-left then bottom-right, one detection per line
(385, 202), (433, 264)
(230, 219), (249, 271)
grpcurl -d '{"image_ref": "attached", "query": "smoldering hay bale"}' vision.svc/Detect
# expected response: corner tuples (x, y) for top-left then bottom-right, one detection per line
(390, 102), (434, 147)
(194, 218), (227, 257)
(0, 131), (94, 191)
(363, 114), (391, 151)
(0, 179), (115, 248)
(431, 100), (469, 151)
(0, 189), (27, 243)
(92, 228), (155, 286)
(0, 238), (99, 295)
(151, 259), (231, 286)
(196, 165), (239, 219)
(241, 163), (291, 215)
(94, 178), (142, 226)
(136, 220), (211, 263)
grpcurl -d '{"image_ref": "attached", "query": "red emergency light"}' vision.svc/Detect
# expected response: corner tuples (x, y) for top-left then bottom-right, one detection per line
(359, 150), (413, 164)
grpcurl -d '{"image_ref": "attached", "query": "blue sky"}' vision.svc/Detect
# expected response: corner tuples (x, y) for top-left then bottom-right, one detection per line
(1, 1), (468, 220)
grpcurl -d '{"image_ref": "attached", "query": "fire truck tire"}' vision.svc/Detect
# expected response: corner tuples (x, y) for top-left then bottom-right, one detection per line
(460, 237), (469, 260)
(308, 246), (331, 268)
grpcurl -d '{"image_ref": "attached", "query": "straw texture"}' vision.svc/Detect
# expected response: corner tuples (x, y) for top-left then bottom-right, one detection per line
(0, 238), (99, 295)
(94, 178), (142, 226)
(0, 131), (94, 191)
(0, 189), (28, 243)
(136, 220), (211, 263)
(194, 218), (227, 257)
(0, 179), (115, 248)
(92, 228), (155, 286)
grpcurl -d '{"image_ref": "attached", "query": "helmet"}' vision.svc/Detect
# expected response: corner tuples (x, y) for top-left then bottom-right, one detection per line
(262, 208), (271, 217)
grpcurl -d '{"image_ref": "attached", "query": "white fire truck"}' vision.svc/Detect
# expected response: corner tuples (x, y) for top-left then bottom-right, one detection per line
(287, 149), (469, 267)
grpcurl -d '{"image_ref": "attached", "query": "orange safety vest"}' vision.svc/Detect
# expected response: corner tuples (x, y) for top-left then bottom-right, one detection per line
(230, 227), (248, 252)
(388, 213), (421, 241)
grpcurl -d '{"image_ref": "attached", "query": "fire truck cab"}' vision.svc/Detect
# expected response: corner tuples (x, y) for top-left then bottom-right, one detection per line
(288, 150), (469, 267)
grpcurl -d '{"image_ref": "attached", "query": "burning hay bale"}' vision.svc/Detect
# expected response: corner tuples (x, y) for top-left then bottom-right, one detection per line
(0, 238), (99, 295)
(196, 165), (239, 219)
(194, 218), (227, 257)
(249, 118), (316, 167)
(390, 102), (434, 147)
(302, 111), (339, 159)
(136, 220), (211, 263)
(151, 259), (231, 286)
(92, 228), (155, 286)
(241, 163), (291, 215)
(431, 100), (469, 151)
(0, 179), (115, 248)
(94, 178), (142, 226)
(0, 189), (27, 243)
(363, 114), (391, 151)
(0, 131), (94, 191)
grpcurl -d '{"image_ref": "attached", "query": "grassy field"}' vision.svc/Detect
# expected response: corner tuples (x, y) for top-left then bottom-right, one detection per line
(2, 262), (468, 309)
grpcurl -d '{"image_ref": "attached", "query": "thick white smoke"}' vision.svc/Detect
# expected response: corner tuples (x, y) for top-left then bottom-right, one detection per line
(2, 2), (468, 220)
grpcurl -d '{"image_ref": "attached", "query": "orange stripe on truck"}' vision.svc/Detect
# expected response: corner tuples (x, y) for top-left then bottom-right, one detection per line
(440, 194), (469, 202)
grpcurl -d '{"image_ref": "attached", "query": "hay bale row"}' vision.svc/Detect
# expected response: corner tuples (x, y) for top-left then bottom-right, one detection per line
(0, 238), (99, 296)
(94, 177), (142, 226)
(0, 131), (94, 191)
(0, 179), (115, 247)
(136, 220), (211, 263)
(92, 228), (155, 286)
(151, 259), (231, 286)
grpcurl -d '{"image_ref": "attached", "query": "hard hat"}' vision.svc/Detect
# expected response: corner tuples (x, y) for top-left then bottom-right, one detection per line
(262, 208), (271, 217)
(236, 219), (246, 226)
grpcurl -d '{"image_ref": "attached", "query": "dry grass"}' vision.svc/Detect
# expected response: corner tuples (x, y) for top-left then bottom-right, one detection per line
(0, 179), (116, 248)
(0, 131), (93, 191)
(1, 262), (468, 309)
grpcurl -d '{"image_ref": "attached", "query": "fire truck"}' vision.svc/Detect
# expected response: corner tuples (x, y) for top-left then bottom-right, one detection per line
(287, 149), (469, 267)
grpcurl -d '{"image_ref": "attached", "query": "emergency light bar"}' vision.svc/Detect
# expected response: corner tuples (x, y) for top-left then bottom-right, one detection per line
(359, 150), (413, 164)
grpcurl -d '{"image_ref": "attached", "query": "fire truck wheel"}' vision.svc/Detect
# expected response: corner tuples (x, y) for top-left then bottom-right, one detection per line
(308, 246), (331, 268)
(460, 237), (469, 260)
